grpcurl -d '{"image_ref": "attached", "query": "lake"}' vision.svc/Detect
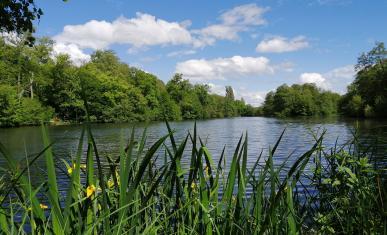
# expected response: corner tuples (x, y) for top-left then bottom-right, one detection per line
(1, 117), (386, 196)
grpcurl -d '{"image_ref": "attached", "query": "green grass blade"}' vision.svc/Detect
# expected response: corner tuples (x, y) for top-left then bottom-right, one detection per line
(41, 125), (64, 233)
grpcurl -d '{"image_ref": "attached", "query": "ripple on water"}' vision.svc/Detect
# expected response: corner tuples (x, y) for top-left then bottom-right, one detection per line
(0, 117), (386, 195)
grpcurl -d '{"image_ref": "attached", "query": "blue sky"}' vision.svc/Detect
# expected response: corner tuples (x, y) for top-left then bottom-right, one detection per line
(35, 0), (387, 106)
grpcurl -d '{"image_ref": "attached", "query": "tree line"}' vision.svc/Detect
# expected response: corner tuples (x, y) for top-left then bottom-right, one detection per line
(0, 36), (259, 127)
(0, 35), (385, 127)
(261, 42), (386, 118)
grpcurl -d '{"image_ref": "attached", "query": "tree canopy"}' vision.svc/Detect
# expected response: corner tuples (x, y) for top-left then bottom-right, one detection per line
(0, 36), (256, 126)
(340, 42), (387, 117)
(0, 33), (385, 126)
(0, 0), (45, 45)
(262, 83), (341, 117)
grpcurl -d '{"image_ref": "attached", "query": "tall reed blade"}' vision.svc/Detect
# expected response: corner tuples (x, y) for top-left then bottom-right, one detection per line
(41, 125), (64, 234)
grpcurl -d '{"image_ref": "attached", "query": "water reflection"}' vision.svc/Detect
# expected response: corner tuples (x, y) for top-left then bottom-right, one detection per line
(0, 117), (386, 194)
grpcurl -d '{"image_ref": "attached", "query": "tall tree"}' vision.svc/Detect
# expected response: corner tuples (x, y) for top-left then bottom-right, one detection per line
(224, 86), (236, 117)
(340, 42), (387, 117)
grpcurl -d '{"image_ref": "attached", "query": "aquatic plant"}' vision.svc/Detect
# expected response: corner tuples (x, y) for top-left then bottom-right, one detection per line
(0, 122), (385, 234)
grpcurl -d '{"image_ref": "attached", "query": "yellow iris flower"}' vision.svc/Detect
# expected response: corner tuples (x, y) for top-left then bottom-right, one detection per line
(86, 184), (96, 198)
(108, 179), (115, 188)
(67, 163), (87, 175)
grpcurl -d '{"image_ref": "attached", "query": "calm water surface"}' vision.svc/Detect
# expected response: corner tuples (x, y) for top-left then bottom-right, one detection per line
(1, 117), (386, 195)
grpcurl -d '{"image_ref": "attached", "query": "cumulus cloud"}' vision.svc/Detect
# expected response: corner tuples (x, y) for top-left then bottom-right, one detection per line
(208, 83), (225, 96)
(299, 72), (329, 89)
(235, 88), (267, 106)
(325, 65), (355, 79)
(299, 65), (355, 92)
(53, 4), (269, 54)
(219, 4), (268, 26)
(54, 13), (192, 50)
(193, 4), (269, 47)
(176, 56), (274, 82)
(325, 65), (355, 93)
(256, 36), (309, 53)
(52, 43), (91, 66)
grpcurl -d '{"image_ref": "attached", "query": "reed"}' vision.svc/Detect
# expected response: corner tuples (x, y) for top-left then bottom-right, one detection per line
(0, 121), (385, 234)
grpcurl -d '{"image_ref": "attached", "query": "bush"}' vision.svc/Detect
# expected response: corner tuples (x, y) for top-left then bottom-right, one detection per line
(15, 98), (54, 125)
(0, 84), (18, 126)
(313, 149), (384, 234)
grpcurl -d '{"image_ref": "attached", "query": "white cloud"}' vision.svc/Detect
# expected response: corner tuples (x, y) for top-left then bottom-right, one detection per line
(208, 83), (225, 96)
(196, 24), (240, 41)
(325, 65), (355, 79)
(298, 65), (355, 93)
(54, 13), (192, 50)
(235, 88), (267, 106)
(325, 65), (355, 93)
(176, 56), (274, 82)
(192, 4), (269, 47)
(54, 4), (269, 51)
(299, 72), (329, 89)
(220, 4), (268, 26)
(52, 43), (91, 66)
(208, 84), (266, 106)
(167, 50), (196, 57)
(256, 36), (309, 53)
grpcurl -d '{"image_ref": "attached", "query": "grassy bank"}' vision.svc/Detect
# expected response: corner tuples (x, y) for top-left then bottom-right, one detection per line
(0, 122), (386, 234)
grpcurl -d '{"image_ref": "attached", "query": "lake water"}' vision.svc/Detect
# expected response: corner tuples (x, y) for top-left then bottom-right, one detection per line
(1, 117), (386, 195)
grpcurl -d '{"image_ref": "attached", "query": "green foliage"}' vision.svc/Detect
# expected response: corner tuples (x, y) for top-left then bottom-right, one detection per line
(312, 146), (385, 234)
(262, 83), (340, 117)
(0, 0), (43, 45)
(0, 84), (18, 126)
(0, 84), (52, 126)
(0, 122), (385, 234)
(15, 97), (53, 125)
(340, 42), (387, 117)
(0, 36), (256, 127)
(339, 93), (364, 117)
(166, 74), (251, 120)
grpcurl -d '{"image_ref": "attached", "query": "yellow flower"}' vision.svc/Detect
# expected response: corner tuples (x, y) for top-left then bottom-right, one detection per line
(67, 163), (77, 175)
(205, 166), (210, 177)
(68, 163), (87, 175)
(39, 203), (48, 209)
(27, 204), (48, 211)
(86, 184), (96, 198)
(115, 171), (121, 184)
(108, 179), (115, 188)
(191, 182), (197, 190)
